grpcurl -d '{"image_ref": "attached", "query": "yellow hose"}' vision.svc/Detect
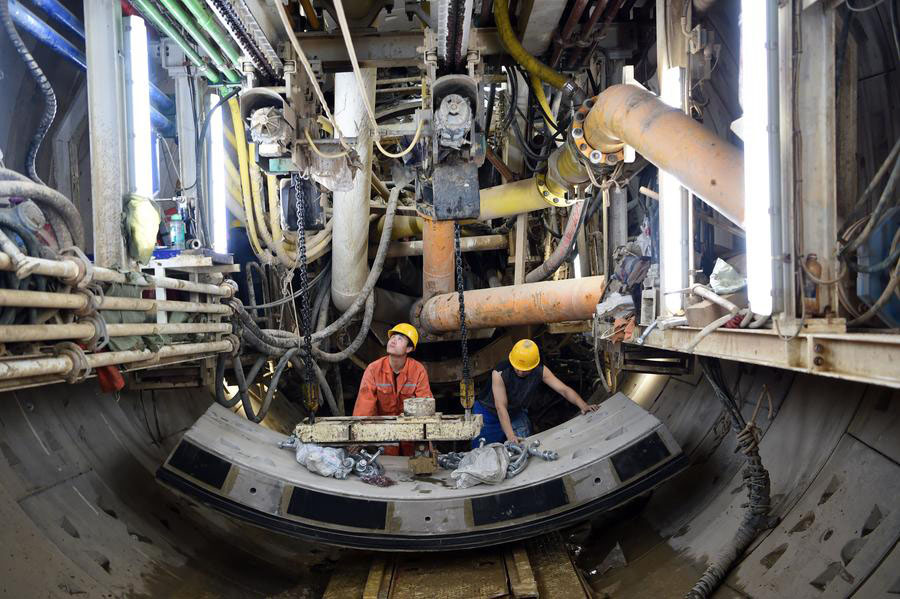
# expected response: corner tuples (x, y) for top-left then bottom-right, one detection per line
(248, 143), (279, 264)
(493, 0), (567, 91)
(227, 97), (266, 258)
(529, 76), (558, 132)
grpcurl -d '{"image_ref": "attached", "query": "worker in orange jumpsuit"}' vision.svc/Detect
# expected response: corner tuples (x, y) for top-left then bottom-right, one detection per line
(353, 323), (432, 455)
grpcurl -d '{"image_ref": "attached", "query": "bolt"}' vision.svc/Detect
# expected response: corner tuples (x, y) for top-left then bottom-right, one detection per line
(590, 151), (602, 163)
(573, 127), (584, 137)
(606, 154), (618, 165)
(813, 356), (825, 367)
(813, 343), (824, 353)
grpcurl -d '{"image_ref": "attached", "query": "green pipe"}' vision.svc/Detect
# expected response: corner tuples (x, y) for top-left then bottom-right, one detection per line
(157, 0), (240, 83)
(179, 0), (242, 69)
(131, 0), (221, 83)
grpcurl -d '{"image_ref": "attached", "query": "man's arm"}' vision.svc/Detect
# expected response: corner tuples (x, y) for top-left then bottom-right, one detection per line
(491, 370), (520, 443)
(542, 367), (598, 413)
(413, 362), (433, 398)
(353, 366), (379, 416)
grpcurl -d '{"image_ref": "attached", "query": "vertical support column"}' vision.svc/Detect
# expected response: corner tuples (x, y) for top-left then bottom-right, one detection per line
(608, 186), (628, 256)
(797, 2), (838, 314)
(422, 218), (455, 299)
(513, 213), (527, 285)
(655, 0), (690, 315)
(170, 51), (197, 205)
(331, 69), (375, 312)
(84, 0), (128, 267)
(777, 0), (798, 326)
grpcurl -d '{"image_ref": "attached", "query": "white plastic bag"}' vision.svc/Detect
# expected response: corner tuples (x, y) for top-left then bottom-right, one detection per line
(450, 444), (510, 489)
(709, 258), (747, 294)
(280, 438), (353, 479)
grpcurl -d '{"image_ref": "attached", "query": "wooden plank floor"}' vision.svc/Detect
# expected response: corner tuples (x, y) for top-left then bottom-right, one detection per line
(322, 533), (591, 599)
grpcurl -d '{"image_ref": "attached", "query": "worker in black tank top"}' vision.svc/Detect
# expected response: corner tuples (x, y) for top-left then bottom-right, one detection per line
(472, 339), (599, 447)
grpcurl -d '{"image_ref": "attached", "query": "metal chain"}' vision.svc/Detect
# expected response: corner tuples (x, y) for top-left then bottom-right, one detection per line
(455, 222), (474, 416)
(292, 174), (319, 418)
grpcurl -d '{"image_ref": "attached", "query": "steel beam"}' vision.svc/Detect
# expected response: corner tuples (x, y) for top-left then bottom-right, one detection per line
(296, 29), (503, 68)
(84, 0), (128, 267)
(637, 327), (900, 389)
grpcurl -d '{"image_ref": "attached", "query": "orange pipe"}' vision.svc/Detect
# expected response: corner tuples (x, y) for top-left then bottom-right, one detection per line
(419, 276), (606, 332)
(422, 219), (456, 299)
(583, 84), (745, 226)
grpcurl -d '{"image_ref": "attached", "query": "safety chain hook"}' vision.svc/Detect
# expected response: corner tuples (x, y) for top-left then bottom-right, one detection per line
(292, 174), (319, 421)
(454, 222), (474, 419)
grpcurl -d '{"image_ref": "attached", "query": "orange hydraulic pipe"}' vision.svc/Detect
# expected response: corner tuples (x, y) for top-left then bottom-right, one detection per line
(422, 219), (456, 299)
(583, 84), (745, 226)
(419, 276), (606, 333)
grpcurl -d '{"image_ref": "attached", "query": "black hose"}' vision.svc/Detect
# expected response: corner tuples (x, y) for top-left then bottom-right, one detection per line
(0, 0), (56, 184)
(686, 358), (773, 599)
(850, 228), (900, 273)
(190, 86), (241, 246)
(313, 292), (375, 362)
(0, 174), (85, 248)
(525, 198), (590, 283)
(841, 157), (900, 257)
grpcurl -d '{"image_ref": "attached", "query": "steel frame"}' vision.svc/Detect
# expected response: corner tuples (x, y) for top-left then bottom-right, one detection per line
(637, 327), (900, 389)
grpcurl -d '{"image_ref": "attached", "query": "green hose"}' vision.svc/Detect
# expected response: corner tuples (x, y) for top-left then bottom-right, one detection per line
(131, 0), (221, 83)
(178, 0), (243, 70)
(493, 0), (567, 90)
(157, 0), (240, 83)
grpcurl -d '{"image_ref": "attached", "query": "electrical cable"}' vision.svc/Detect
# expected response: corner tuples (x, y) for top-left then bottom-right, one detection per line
(304, 127), (349, 159)
(244, 259), (331, 309)
(0, 0), (57, 185)
(848, 258), (900, 327)
(274, 0), (349, 149)
(841, 156), (900, 257)
(844, 0), (889, 11)
(376, 119), (424, 158)
(330, 0), (379, 134)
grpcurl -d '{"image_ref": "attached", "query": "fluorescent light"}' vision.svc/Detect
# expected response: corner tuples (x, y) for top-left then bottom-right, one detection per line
(125, 16), (152, 197)
(573, 253), (582, 279)
(208, 94), (227, 254)
(659, 67), (686, 314)
(741, 0), (775, 315)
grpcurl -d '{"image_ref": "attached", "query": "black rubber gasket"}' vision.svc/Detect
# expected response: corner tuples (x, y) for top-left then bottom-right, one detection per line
(156, 453), (687, 551)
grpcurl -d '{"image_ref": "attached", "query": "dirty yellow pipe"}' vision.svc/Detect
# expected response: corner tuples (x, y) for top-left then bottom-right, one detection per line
(228, 97), (266, 256)
(420, 276), (606, 332)
(479, 177), (551, 220)
(583, 84), (745, 226)
(422, 219), (456, 299)
(376, 178), (551, 239)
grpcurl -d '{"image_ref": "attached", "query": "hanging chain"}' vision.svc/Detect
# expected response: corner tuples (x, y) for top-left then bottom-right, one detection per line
(455, 222), (474, 418)
(292, 173), (320, 419)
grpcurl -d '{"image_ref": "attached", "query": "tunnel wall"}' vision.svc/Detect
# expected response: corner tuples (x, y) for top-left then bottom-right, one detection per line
(0, 382), (339, 598)
(0, 367), (896, 598)
(592, 366), (900, 597)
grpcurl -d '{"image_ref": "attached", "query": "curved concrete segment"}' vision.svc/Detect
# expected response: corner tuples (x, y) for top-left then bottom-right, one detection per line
(157, 394), (687, 551)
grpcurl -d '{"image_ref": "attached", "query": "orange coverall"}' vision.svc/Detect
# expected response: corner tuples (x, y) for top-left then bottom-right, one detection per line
(353, 356), (432, 455)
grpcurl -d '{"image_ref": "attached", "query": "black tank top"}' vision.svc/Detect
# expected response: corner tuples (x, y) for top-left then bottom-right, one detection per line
(477, 359), (544, 416)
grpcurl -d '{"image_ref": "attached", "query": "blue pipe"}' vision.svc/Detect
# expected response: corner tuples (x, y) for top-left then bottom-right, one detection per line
(9, 0), (176, 117)
(25, 0), (82, 42)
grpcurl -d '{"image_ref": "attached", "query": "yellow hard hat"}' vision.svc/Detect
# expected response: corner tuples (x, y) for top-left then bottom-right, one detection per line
(509, 339), (540, 371)
(387, 323), (419, 349)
